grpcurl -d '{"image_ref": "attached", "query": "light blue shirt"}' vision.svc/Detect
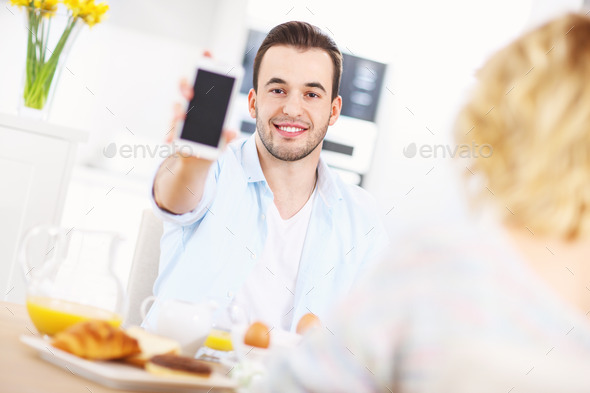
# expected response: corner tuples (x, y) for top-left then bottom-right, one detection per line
(147, 134), (388, 332)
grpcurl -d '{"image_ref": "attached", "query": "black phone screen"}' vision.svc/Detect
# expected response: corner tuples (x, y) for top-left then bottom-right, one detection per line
(180, 69), (235, 147)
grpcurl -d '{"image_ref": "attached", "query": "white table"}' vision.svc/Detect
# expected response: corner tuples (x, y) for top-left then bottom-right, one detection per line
(0, 301), (235, 393)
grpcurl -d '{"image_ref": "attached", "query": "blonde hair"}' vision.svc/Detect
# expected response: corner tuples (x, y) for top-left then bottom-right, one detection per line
(455, 13), (590, 239)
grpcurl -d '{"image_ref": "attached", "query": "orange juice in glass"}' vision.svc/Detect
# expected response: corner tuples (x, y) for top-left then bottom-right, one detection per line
(204, 328), (234, 351)
(20, 226), (125, 336)
(26, 296), (123, 336)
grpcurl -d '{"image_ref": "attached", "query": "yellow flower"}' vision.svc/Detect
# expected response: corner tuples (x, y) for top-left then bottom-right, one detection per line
(64, 0), (109, 27)
(81, 3), (109, 27)
(63, 0), (81, 17)
(10, 0), (58, 17)
(10, 0), (31, 7)
(35, 0), (58, 17)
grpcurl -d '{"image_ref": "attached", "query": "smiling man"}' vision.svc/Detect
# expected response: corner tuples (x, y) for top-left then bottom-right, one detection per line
(148, 21), (388, 332)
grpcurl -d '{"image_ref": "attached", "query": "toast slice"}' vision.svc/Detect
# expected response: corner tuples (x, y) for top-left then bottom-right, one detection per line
(123, 326), (181, 367)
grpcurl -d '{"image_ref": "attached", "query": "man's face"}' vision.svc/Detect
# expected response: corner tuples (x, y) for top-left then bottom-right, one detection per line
(248, 45), (342, 162)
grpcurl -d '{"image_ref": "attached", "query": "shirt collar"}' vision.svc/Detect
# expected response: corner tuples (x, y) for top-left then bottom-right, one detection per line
(241, 133), (344, 207)
(242, 133), (266, 183)
(316, 156), (343, 209)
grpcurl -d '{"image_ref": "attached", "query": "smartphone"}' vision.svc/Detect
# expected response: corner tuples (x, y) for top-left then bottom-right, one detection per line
(176, 59), (244, 160)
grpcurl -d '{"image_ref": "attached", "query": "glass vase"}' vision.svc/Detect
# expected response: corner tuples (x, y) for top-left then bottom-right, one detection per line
(17, 8), (82, 121)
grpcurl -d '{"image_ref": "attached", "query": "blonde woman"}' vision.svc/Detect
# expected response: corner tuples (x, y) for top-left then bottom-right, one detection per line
(260, 13), (590, 393)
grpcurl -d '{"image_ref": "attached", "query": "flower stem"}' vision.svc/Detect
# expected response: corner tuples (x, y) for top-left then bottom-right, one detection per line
(24, 17), (78, 109)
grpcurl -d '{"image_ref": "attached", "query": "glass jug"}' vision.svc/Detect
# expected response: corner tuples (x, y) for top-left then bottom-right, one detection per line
(20, 225), (125, 336)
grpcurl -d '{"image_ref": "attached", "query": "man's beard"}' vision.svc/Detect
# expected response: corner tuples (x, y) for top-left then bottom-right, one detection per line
(256, 107), (330, 162)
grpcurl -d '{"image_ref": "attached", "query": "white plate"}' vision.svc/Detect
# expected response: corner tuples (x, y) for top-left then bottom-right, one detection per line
(20, 335), (237, 392)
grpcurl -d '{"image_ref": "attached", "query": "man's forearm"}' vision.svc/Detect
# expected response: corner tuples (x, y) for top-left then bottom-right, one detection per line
(153, 154), (212, 215)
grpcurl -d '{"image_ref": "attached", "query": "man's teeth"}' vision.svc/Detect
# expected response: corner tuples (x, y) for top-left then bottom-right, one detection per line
(277, 126), (305, 133)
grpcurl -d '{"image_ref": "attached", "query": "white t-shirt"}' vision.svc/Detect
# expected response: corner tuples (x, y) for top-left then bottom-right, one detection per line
(235, 190), (316, 330)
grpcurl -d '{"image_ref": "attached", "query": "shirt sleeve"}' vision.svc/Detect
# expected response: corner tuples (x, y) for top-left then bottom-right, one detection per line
(150, 157), (220, 227)
(347, 186), (391, 288)
(355, 218), (390, 285)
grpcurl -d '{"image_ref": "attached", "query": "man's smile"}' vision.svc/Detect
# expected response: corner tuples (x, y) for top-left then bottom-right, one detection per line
(272, 121), (309, 137)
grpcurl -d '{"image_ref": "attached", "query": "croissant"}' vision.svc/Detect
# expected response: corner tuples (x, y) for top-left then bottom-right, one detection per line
(51, 320), (141, 360)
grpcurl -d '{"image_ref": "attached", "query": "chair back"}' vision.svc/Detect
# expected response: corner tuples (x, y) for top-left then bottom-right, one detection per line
(123, 209), (163, 327)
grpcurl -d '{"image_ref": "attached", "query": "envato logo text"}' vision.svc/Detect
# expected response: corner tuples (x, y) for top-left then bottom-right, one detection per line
(102, 142), (194, 159)
(403, 142), (493, 159)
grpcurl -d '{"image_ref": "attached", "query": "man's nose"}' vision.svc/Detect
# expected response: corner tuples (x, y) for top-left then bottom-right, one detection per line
(282, 94), (304, 117)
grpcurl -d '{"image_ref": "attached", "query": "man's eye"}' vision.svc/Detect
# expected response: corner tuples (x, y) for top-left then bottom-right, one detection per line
(271, 88), (284, 94)
(307, 92), (319, 98)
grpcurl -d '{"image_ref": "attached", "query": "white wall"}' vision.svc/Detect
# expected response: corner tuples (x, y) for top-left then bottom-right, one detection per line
(369, 0), (581, 237)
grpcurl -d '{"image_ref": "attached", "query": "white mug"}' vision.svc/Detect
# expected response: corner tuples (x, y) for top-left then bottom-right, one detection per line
(140, 296), (217, 356)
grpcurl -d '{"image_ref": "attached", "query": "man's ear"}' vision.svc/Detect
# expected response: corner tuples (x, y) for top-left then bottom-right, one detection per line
(328, 95), (342, 126)
(247, 88), (257, 119)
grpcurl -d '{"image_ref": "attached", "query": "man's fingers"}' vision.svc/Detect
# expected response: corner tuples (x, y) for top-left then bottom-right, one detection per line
(173, 102), (185, 121)
(223, 129), (238, 144)
(166, 102), (186, 143)
(165, 123), (175, 143)
(179, 78), (194, 101)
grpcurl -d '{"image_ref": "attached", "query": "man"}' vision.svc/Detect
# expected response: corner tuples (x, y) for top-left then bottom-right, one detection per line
(147, 21), (388, 332)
